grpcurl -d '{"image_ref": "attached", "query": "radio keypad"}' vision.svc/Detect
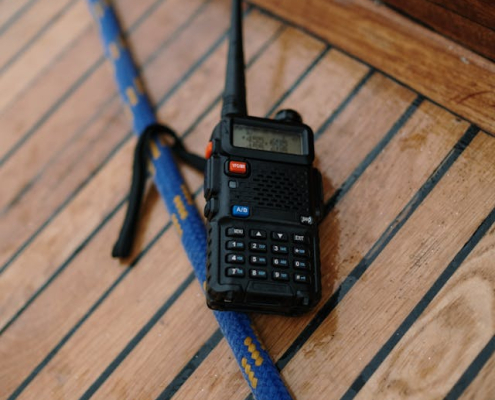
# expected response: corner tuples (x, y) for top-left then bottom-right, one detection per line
(227, 267), (245, 277)
(272, 245), (288, 254)
(250, 242), (267, 252)
(224, 226), (312, 285)
(226, 240), (245, 250)
(250, 269), (267, 279)
(272, 257), (288, 267)
(226, 227), (244, 237)
(250, 255), (267, 265)
(226, 254), (245, 264)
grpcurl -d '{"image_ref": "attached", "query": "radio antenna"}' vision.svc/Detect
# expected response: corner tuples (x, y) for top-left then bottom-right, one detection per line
(221, 0), (247, 118)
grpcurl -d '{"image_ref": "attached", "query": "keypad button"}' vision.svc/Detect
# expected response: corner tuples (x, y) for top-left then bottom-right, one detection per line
(271, 232), (288, 241)
(272, 244), (288, 254)
(272, 271), (289, 281)
(226, 227), (244, 237)
(226, 240), (245, 250)
(293, 246), (308, 257)
(250, 256), (267, 265)
(250, 229), (266, 239)
(294, 260), (310, 270)
(250, 242), (267, 252)
(294, 273), (309, 283)
(226, 254), (245, 264)
(232, 205), (250, 218)
(226, 267), (245, 277)
(272, 258), (289, 268)
(250, 269), (267, 279)
(293, 234), (309, 244)
(228, 180), (238, 189)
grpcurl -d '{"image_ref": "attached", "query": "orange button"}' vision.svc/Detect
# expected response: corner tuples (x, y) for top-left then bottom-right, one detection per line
(205, 141), (213, 159)
(229, 161), (247, 175)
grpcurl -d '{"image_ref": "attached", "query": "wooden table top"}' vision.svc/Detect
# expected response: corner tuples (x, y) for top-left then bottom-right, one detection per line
(0, 0), (494, 399)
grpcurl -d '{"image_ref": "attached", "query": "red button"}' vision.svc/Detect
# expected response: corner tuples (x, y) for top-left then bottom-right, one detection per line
(229, 161), (247, 175)
(205, 141), (213, 159)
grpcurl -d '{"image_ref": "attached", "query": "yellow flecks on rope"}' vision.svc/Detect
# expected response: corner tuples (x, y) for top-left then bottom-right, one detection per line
(174, 195), (188, 220)
(171, 214), (183, 237)
(251, 323), (267, 351)
(244, 336), (264, 367)
(126, 87), (138, 106)
(134, 77), (144, 94)
(109, 42), (119, 59)
(181, 184), (194, 205)
(241, 356), (258, 389)
(149, 140), (160, 159)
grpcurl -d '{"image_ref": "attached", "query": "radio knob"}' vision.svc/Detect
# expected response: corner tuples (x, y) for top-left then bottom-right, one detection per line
(274, 109), (303, 124)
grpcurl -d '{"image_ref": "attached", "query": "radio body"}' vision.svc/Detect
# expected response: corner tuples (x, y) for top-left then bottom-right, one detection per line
(204, 115), (323, 315)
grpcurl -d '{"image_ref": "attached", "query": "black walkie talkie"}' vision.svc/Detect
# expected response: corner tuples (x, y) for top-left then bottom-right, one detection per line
(203, 0), (324, 315)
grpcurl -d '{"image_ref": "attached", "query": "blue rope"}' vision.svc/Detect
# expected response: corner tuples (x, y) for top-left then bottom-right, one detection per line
(87, 1), (293, 399)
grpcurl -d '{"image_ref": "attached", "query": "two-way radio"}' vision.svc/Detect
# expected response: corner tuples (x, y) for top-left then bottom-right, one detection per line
(203, 0), (324, 315)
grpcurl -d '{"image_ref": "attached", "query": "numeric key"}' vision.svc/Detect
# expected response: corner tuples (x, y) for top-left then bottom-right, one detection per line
(250, 242), (267, 252)
(226, 254), (245, 264)
(226, 240), (245, 250)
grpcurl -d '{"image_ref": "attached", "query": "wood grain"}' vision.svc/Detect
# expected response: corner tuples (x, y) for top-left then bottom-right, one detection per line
(428, 0), (495, 30)
(0, 0), (158, 159)
(250, 0), (495, 135)
(0, 0), (91, 111)
(0, 0), (224, 267)
(280, 133), (495, 400)
(459, 352), (495, 400)
(356, 224), (495, 399)
(0, 0), (35, 30)
(0, 0), (75, 68)
(383, 0), (495, 61)
(0, 0), (234, 330)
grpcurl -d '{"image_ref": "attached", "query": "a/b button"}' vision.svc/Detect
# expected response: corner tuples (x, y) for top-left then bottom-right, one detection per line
(232, 205), (250, 217)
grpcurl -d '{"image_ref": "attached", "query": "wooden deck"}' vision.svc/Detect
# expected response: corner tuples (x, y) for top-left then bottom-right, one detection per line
(0, 0), (494, 399)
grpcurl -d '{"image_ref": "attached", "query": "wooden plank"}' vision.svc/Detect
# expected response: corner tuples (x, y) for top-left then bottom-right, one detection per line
(458, 353), (495, 400)
(0, 11), (285, 397)
(7, 27), (325, 400)
(356, 223), (495, 399)
(88, 48), (369, 400)
(0, 0), (75, 69)
(429, 0), (495, 30)
(0, 0), (164, 160)
(0, 0), (217, 267)
(383, 0), (495, 61)
(172, 101), (470, 399)
(278, 134), (495, 400)
(0, 0), (235, 330)
(0, 0), (214, 212)
(0, 0), (91, 111)
(250, 0), (495, 136)
(0, 0), (35, 30)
